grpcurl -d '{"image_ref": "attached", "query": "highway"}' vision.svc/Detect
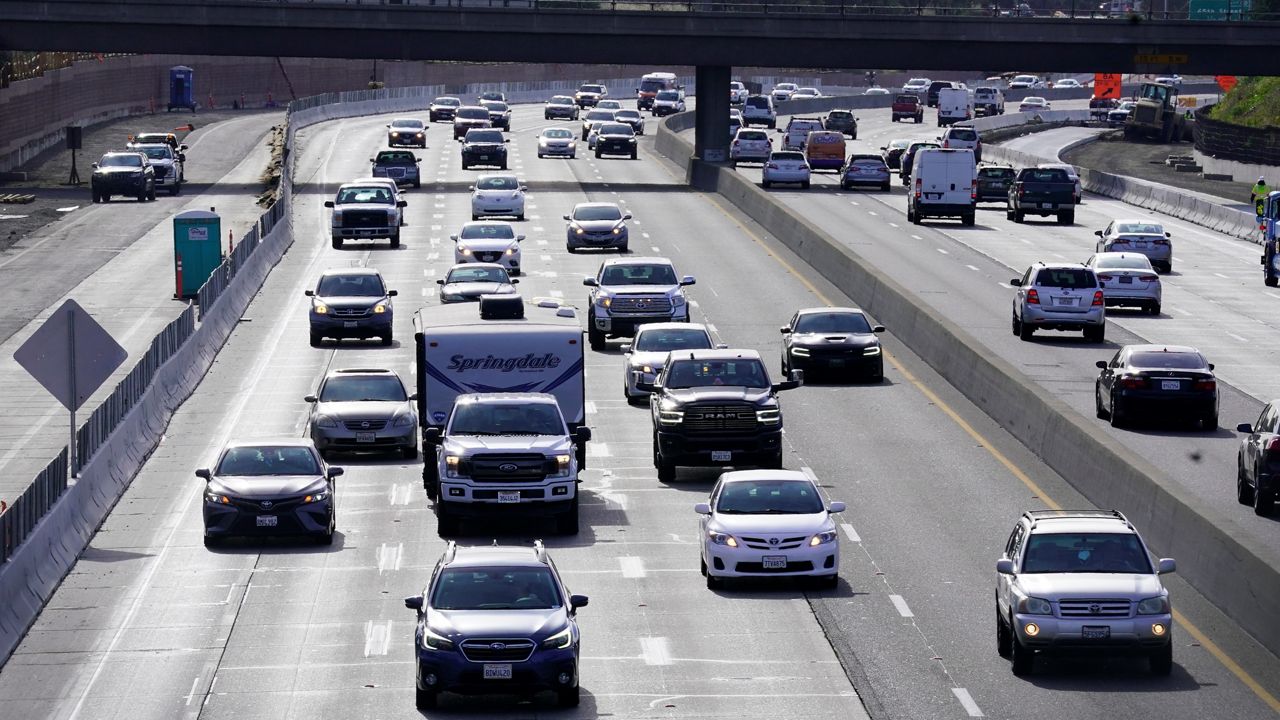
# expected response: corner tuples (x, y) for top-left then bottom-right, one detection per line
(0, 102), (1277, 720)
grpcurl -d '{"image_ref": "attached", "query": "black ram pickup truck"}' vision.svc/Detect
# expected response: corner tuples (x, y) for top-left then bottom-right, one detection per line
(1007, 167), (1076, 225)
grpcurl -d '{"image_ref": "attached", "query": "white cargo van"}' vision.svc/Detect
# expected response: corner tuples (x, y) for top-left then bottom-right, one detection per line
(937, 87), (973, 127)
(906, 148), (977, 226)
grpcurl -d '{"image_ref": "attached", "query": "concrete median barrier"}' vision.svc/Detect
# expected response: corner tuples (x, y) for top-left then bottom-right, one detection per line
(655, 114), (1280, 659)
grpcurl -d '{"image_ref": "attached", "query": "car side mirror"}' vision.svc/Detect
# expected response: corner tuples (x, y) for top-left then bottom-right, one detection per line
(385, 124), (391, 128)
(178, 154), (186, 162)
(416, 158), (422, 163)
(694, 502), (711, 514)
(304, 394), (318, 403)
(510, 279), (520, 285)
(680, 275), (696, 286)
(195, 468), (211, 481)
(368, 158), (375, 163)
(327, 467), (344, 479)
(450, 235), (459, 242)
(624, 213), (633, 220)
(397, 200), (407, 208)
(573, 426), (592, 443)
(504, 139), (510, 143)
(1237, 423), (1254, 434)
(435, 279), (445, 285)
(996, 558), (1015, 575)
(827, 501), (846, 513)
(872, 325), (885, 333)
(404, 595), (424, 611)
(635, 380), (658, 394)
(569, 594), (589, 610)
(423, 427), (442, 445)
(1165, 231), (1172, 238)
(521, 186), (528, 192)
(620, 344), (632, 353)
(773, 379), (800, 392)
(583, 277), (598, 287)
(516, 235), (526, 242)
(1094, 230), (1103, 237)
(1157, 558), (1176, 574)
(562, 214), (571, 221)
(780, 326), (791, 334)
(1208, 363), (1215, 371)
(387, 290), (398, 297)
(180, 144), (188, 151)
(1009, 278), (1022, 287)
(304, 290), (315, 297)
(1095, 360), (1107, 369)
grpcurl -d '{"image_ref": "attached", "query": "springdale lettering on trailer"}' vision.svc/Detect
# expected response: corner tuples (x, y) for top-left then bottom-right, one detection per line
(447, 352), (562, 373)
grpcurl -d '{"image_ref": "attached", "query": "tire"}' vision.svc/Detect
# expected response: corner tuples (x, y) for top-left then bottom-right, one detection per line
(588, 324), (606, 351)
(424, 463), (439, 500)
(318, 527), (334, 546)
(414, 179), (421, 189)
(630, 150), (638, 160)
(840, 182), (850, 191)
(137, 190), (147, 202)
(1058, 212), (1074, 225)
(656, 452), (676, 483)
(801, 181), (810, 189)
(1238, 464), (1255, 505)
(389, 232), (400, 249)
(1095, 385), (1110, 419)
(1010, 633), (1034, 676)
(1084, 325), (1105, 343)
(380, 333), (393, 347)
(436, 503), (460, 536)
(1150, 302), (1162, 315)
(595, 149), (602, 158)
(1162, 262), (1173, 275)
(309, 332), (323, 348)
(763, 451), (783, 470)
(881, 182), (891, 192)
(1255, 485), (1274, 517)
(706, 568), (722, 590)
(1109, 396), (1126, 428)
(1018, 317), (1035, 341)
(1011, 314), (1021, 337)
(557, 684), (581, 708)
(415, 687), (437, 710)
(566, 245), (577, 254)
(996, 609), (1012, 658)
(537, 153), (544, 159)
(148, 186), (156, 201)
(1149, 643), (1173, 676)
(202, 534), (220, 549)
(1201, 412), (1218, 431)
(762, 180), (772, 189)
(169, 185), (180, 196)
(471, 214), (479, 221)
(911, 208), (922, 225)
(1006, 208), (1015, 221)
(499, 162), (507, 170)
(1014, 211), (1025, 223)
(401, 444), (418, 460)
(557, 496), (580, 535)
(962, 213), (976, 227)
(1267, 276), (1278, 288)
(332, 237), (343, 250)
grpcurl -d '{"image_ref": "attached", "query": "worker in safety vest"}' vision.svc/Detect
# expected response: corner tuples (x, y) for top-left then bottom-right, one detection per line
(1253, 177), (1269, 216)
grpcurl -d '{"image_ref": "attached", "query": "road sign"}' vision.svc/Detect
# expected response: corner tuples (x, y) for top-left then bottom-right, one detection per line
(1217, 75), (1239, 92)
(1190, 0), (1230, 19)
(1094, 73), (1122, 99)
(14, 299), (127, 478)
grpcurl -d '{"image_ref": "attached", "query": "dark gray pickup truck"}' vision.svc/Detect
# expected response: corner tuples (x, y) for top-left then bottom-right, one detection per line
(1007, 167), (1076, 225)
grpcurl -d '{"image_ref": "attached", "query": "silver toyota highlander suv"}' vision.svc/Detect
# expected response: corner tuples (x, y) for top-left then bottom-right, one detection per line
(1010, 262), (1105, 343)
(995, 510), (1176, 677)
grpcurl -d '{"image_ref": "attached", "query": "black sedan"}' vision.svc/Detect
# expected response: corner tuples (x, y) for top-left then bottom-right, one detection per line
(1095, 344), (1218, 430)
(780, 307), (885, 381)
(977, 165), (1016, 203)
(198, 439), (342, 546)
(90, 152), (155, 203)
(881, 139), (911, 170)
(594, 123), (638, 159)
(436, 262), (519, 303)
(1236, 400), (1280, 516)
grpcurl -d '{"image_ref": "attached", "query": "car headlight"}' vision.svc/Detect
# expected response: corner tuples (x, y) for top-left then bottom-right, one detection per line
(373, 303), (388, 314)
(422, 627), (454, 651)
(671, 294), (686, 308)
(612, 227), (622, 235)
(658, 409), (683, 426)
(756, 408), (781, 425)
(304, 490), (329, 503)
(809, 530), (838, 546)
(640, 365), (655, 375)
(393, 413), (414, 428)
(506, 247), (516, 256)
(574, 227), (585, 235)
(445, 455), (462, 478)
(313, 303), (329, 315)
(460, 247), (472, 256)
(1137, 596), (1170, 615)
(205, 491), (230, 504)
(863, 346), (882, 356)
(708, 530), (738, 547)
(551, 454), (572, 478)
(314, 414), (338, 428)
(1018, 597), (1053, 615)
(416, 132), (424, 138)
(542, 626), (573, 649)
(442, 293), (463, 302)
(595, 295), (612, 308)
(391, 132), (400, 138)
(791, 347), (810, 357)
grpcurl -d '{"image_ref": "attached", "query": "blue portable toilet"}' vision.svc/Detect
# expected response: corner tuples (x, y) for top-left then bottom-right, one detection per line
(168, 66), (196, 112)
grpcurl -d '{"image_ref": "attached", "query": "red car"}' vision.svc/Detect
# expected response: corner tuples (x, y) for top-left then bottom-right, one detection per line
(891, 94), (923, 124)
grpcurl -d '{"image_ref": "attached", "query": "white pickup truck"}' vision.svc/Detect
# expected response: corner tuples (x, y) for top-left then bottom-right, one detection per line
(325, 181), (406, 249)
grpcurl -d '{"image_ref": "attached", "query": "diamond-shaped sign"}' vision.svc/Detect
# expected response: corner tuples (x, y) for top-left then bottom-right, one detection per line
(13, 299), (127, 412)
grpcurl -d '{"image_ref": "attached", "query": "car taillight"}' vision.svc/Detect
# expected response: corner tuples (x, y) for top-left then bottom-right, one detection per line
(1026, 289), (1039, 304)
(915, 177), (922, 199)
(1266, 437), (1280, 452)
(1018, 186), (1025, 198)
(1139, 274), (1159, 282)
(1120, 376), (1147, 389)
(942, 140), (950, 148)
(766, 163), (779, 169)
(1097, 274), (1113, 281)
(732, 140), (739, 146)
(1193, 379), (1217, 392)
(1154, 239), (1170, 245)
(1092, 290), (1104, 306)
(971, 179), (977, 201)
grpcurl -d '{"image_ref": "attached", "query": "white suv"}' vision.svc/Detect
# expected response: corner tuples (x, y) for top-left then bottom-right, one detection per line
(742, 95), (777, 129)
(902, 77), (931, 96)
(729, 81), (749, 105)
(1010, 262), (1105, 342)
(730, 128), (772, 166)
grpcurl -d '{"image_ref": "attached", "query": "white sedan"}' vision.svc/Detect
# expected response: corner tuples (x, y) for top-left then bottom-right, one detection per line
(470, 173), (526, 220)
(1018, 97), (1051, 112)
(1052, 78), (1083, 89)
(762, 151), (811, 189)
(451, 221), (523, 275)
(620, 322), (719, 401)
(696, 470), (845, 589)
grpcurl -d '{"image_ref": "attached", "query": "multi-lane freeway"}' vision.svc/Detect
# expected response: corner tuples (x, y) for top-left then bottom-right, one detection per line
(0, 100), (1278, 720)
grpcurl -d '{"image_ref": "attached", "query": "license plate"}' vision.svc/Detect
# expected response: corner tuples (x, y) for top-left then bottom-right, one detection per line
(256, 515), (277, 527)
(1082, 626), (1111, 640)
(483, 664), (512, 679)
(762, 556), (787, 569)
(497, 491), (521, 503)
(1055, 297), (1076, 306)
(1161, 380), (1180, 390)
(356, 431), (375, 443)
(1041, 203), (1055, 209)
(479, 155), (489, 160)
(343, 321), (357, 328)
(1119, 276), (1133, 283)
(828, 358), (846, 367)
(711, 451), (732, 462)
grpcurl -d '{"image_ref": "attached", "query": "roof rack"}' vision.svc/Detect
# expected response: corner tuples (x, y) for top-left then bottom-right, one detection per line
(533, 539), (547, 563)
(1023, 509), (1130, 530)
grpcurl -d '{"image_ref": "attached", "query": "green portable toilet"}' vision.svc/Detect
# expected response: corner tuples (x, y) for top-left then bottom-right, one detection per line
(173, 210), (222, 298)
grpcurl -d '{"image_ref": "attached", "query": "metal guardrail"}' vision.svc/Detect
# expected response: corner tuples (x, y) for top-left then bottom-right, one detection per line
(0, 52), (131, 90)
(74, 305), (196, 474)
(0, 449), (68, 564)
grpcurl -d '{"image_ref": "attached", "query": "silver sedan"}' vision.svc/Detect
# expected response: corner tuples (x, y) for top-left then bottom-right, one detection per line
(305, 369), (418, 459)
(1095, 219), (1173, 274)
(620, 322), (721, 401)
(1086, 252), (1162, 315)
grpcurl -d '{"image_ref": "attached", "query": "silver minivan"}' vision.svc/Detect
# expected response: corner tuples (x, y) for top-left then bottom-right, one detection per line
(1010, 262), (1106, 342)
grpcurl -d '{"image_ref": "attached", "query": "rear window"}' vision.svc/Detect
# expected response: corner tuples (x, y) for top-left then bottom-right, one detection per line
(808, 133), (842, 145)
(738, 130), (767, 141)
(828, 111), (852, 119)
(979, 167), (1015, 179)
(1022, 168), (1070, 182)
(1128, 351), (1207, 369)
(746, 96), (770, 108)
(1034, 268), (1096, 289)
(895, 95), (919, 104)
(1116, 223), (1165, 235)
(948, 128), (978, 142)
(1095, 254), (1153, 270)
(376, 152), (415, 164)
(772, 152), (805, 161)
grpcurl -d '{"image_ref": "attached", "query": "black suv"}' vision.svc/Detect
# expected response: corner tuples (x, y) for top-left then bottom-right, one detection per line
(90, 151), (156, 203)
(404, 541), (588, 710)
(429, 96), (462, 123)
(636, 349), (801, 482)
(305, 268), (397, 346)
(926, 80), (959, 107)
(459, 129), (509, 170)
(823, 109), (859, 139)
(594, 123), (638, 159)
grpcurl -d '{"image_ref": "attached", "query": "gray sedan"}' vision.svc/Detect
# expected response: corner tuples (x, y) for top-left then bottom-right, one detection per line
(1095, 219), (1173, 274)
(565, 202), (631, 252)
(620, 322), (719, 401)
(1086, 252), (1162, 315)
(436, 262), (519, 303)
(305, 369), (418, 459)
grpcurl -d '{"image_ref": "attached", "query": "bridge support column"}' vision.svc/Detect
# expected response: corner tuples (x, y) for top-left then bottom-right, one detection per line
(693, 65), (730, 164)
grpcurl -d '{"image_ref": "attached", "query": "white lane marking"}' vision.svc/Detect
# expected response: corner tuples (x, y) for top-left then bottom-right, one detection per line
(540, 254), (553, 262)
(619, 556), (646, 578)
(966, 264), (980, 272)
(1215, 272), (1230, 279)
(640, 637), (673, 665)
(1228, 332), (1250, 343)
(363, 620), (392, 657)
(868, 211), (878, 217)
(1173, 307), (1192, 316)
(800, 466), (818, 483)
(426, 252), (439, 262)
(184, 675), (201, 706)
(1018, 238), (1032, 245)
(533, 226), (545, 232)
(585, 401), (598, 415)
(888, 222), (899, 228)
(588, 442), (611, 458)
(1050, 252), (1065, 259)
(889, 594), (914, 617)
(935, 248), (949, 255)
(643, 233), (651, 239)
(536, 238), (548, 246)
(952, 688), (984, 717)
(549, 289), (563, 298)
(388, 484), (412, 505)
(841, 523), (861, 543)
(910, 234), (923, 240)
(377, 542), (404, 574)
(424, 287), (436, 298)
(651, 246), (661, 253)
(850, 200), (860, 206)
(689, 300), (699, 308)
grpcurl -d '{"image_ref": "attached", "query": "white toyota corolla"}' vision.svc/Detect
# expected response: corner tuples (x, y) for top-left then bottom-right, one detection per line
(696, 470), (845, 589)
(470, 173), (526, 220)
(451, 221), (524, 275)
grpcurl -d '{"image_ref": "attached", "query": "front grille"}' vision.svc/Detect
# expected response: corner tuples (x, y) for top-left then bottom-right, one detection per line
(611, 295), (672, 314)
(343, 420), (387, 430)
(384, 168), (405, 179)
(1058, 599), (1132, 618)
(467, 453), (550, 482)
(476, 252), (502, 262)
(473, 489), (546, 499)
(1133, 105), (1157, 124)
(229, 495), (304, 512)
(684, 404), (758, 432)
(805, 345), (869, 358)
(342, 210), (390, 228)
(460, 639), (536, 663)
(153, 165), (169, 179)
(331, 307), (371, 318)
(736, 561), (815, 573)
(741, 535), (807, 550)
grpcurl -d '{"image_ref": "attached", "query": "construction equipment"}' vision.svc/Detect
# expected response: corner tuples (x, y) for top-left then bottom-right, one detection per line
(1124, 81), (1189, 143)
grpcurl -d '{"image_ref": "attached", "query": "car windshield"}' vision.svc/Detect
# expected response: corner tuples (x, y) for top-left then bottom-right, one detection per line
(794, 312), (872, 334)
(216, 446), (320, 476)
(457, 108), (489, 119)
(772, 152), (805, 161)
(1021, 532), (1152, 574)
(616, 110), (641, 120)
(101, 154), (142, 167)
(656, 91), (680, 101)
(890, 139), (912, 149)
(1095, 254), (1153, 270)
(1116, 223), (1164, 235)
(449, 402), (565, 436)
(447, 265), (510, 284)
(434, 97), (461, 107)
(664, 358), (767, 389)
(851, 157), (885, 167)
(1013, 75), (1036, 83)
(600, 263), (677, 285)
(1034, 268), (1096, 289)
(549, 96), (573, 105)
(1118, 102), (1137, 111)
(136, 146), (170, 159)
(574, 205), (623, 222)
(949, 129), (978, 141)
(777, 83), (797, 91)
(134, 134), (171, 144)
(716, 479), (824, 514)
(316, 273), (386, 297)
(432, 567), (561, 610)
(979, 167), (1016, 179)
(601, 124), (634, 136)
(467, 130), (504, 143)
(376, 152), (415, 164)
(486, 102), (509, 112)
(976, 88), (997, 96)
(391, 119), (422, 129)
(634, 327), (712, 352)
(319, 375), (406, 402)
(335, 186), (393, 204)
(586, 110), (614, 121)
(542, 129), (573, 139)
(1128, 351), (1206, 369)
(476, 176), (519, 190)
(460, 224), (516, 240)
(1023, 97), (1047, 104)
(581, 84), (604, 93)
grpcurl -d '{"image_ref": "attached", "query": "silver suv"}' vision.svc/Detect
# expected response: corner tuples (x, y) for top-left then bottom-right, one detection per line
(1010, 262), (1105, 343)
(583, 257), (695, 350)
(996, 510), (1175, 676)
